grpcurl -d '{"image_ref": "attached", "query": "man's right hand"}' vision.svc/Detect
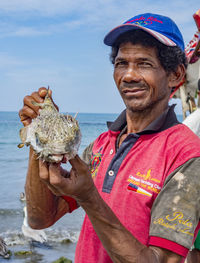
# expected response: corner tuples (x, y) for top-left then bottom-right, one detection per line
(18, 87), (57, 127)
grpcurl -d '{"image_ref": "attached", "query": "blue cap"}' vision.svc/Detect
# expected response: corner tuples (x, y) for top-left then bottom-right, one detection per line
(104, 13), (185, 51)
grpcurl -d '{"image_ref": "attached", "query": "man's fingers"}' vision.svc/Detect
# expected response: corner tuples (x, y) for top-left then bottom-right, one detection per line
(31, 91), (44, 103)
(19, 88), (51, 126)
(38, 87), (52, 98)
(39, 160), (61, 195)
(46, 185), (61, 196)
(38, 87), (59, 111)
(69, 155), (88, 173)
(23, 95), (40, 115)
(49, 163), (64, 186)
(22, 87), (50, 117)
(19, 106), (37, 126)
(69, 155), (83, 167)
(19, 105), (38, 119)
(19, 87), (58, 128)
(22, 119), (32, 127)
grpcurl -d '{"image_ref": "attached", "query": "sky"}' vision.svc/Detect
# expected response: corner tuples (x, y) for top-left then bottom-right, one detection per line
(0, 0), (199, 114)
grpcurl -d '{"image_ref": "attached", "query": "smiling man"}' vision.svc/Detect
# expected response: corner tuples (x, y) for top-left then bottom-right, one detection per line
(19, 13), (200, 263)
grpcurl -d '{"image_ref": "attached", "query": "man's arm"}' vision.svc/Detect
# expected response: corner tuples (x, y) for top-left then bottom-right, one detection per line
(78, 184), (182, 263)
(19, 87), (70, 229)
(25, 148), (69, 229)
(43, 155), (183, 263)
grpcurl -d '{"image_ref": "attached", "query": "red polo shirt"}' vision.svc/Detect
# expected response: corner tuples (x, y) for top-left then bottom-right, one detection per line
(65, 106), (200, 262)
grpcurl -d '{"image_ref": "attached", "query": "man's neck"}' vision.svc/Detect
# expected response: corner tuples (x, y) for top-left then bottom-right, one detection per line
(126, 103), (169, 134)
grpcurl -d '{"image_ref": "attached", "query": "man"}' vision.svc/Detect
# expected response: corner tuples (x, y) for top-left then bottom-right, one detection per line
(187, 231), (200, 263)
(19, 13), (200, 263)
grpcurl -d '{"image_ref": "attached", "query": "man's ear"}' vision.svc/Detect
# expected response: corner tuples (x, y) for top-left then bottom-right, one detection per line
(168, 64), (186, 88)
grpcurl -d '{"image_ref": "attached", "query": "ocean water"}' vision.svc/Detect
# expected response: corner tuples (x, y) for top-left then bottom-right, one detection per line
(0, 111), (183, 263)
(0, 111), (118, 263)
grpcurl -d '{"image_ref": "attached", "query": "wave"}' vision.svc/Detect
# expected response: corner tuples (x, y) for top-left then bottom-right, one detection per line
(80, 122), (107, 126)
(0, 157), (29, 163)
(2, 228), (80, 246)
(0, 209), (80, 246)
(0, 142), (21, 145)
(0, 208), (22, 216)
(0, 120), (20, 124)
(0, 120), (107, 126)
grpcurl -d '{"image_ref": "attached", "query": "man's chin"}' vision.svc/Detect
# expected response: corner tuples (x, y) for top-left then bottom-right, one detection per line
(125, 102), (152, 112)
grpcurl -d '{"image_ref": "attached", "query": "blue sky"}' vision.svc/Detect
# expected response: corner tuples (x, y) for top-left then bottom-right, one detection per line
(0, 0), (199, 114)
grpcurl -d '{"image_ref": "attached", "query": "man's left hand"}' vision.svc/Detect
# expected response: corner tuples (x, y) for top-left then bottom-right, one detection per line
(39, 155), (95, 202)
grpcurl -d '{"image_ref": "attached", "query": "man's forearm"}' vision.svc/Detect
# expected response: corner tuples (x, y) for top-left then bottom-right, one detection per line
(78, 188), (182, 263)
(25, 148), (69, 229)
(78, 187), (150, 263)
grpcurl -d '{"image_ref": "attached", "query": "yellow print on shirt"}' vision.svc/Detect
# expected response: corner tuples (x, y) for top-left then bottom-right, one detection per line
(136, 169), (160, 183)
(153, 211), (194, 236)
(127, 169), (161, 194)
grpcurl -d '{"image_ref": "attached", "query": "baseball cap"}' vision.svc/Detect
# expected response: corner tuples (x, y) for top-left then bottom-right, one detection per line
(104, 13), (185, 51)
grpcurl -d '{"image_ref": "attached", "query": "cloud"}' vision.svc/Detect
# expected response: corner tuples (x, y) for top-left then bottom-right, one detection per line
(0, 19), (85, 38)
(1, 0), (199, 113)
(0, 0), (199, 41)
(0, 0), (199, 22)
(0, 0), (78, 15)
(0, 52), (24, 68)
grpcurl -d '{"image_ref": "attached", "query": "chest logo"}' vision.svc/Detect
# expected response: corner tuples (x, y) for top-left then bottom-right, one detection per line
(127, 183), (152, 197)
(127, 169), (161, 196)
(90, 152), (103, 178)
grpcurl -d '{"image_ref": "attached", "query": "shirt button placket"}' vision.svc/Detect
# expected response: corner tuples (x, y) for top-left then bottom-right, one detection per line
(108, 170), (114, 176)
(110, 149), (114, 155)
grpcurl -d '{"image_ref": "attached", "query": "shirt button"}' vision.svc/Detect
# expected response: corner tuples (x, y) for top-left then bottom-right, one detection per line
(110, 149), (114, 155)
(108, 170), (114, 176)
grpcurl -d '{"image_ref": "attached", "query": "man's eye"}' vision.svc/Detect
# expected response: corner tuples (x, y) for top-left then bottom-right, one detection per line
(114, 61), (127, 67)
(138, 62), (152, 68)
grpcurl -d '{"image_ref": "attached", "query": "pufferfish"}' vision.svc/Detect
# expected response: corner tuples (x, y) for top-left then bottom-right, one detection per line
(18, 91), (81, 163)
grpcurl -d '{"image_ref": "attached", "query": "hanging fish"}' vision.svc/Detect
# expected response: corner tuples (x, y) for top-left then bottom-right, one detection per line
(18, 89), (81, 163)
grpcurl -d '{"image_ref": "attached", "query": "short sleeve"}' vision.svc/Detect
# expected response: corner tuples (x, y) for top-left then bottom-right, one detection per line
(149, 157), (200, 257)
(81, 142), (94, 167)
(62, 196), (78, 212)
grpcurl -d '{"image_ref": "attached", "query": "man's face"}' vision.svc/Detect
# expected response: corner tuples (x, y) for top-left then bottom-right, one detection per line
(113, 42), (172, 112)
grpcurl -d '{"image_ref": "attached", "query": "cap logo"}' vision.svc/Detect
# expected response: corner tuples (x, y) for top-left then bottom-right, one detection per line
(126, 16), (163, 27)
(104, 13), (184, 51)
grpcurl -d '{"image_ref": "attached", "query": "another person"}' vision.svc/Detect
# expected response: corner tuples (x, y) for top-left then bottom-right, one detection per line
(186, 230), (200, 263)
(19, 13), (200, 263)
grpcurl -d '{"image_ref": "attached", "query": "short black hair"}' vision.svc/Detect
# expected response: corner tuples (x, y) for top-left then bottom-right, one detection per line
(110, 30), (187, 73)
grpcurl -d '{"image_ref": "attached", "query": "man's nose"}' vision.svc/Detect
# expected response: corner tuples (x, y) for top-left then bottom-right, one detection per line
(122, 65), (142, 83)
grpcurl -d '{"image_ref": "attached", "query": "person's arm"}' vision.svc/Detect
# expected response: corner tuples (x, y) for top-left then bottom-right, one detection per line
(19, 87), (70, 229)
(25, 148), (70, 229)
(77, 182), (182, 263)
(186, 249), (200, 263)
(42, 155), (183, 263)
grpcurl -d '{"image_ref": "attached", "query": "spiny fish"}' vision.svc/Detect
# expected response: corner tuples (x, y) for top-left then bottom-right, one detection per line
(18, 90), (81, 163)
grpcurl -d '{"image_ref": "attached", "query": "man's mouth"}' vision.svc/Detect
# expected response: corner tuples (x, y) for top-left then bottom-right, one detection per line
(122, 87), (147, 96)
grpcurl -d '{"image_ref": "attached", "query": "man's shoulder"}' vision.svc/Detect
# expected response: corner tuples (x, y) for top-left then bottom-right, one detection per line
(163, 124), (200, 172)
(172, 123), (200, 144)
(161, 123), (200, 143)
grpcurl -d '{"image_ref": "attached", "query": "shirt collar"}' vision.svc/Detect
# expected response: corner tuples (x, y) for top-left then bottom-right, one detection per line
(107, 104), (180, 134)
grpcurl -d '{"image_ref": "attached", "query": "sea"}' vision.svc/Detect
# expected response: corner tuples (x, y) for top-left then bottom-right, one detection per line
(0, 111), (183, 263)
